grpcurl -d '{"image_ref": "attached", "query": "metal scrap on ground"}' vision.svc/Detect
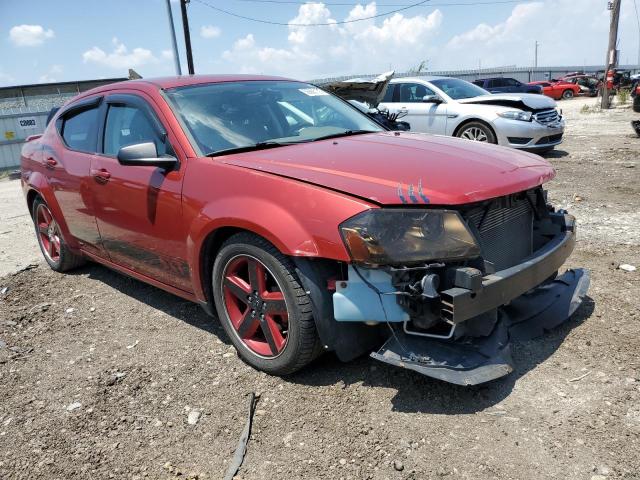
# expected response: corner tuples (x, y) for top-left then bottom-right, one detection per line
(223, 392), (260, 480)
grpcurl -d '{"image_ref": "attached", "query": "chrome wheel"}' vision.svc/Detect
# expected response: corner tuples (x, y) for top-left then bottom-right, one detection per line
(460, 126), (489, 142)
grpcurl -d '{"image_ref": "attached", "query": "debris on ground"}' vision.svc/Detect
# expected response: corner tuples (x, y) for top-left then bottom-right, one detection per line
(66, 402), (82, 412)
(619, 263), (636, 272)
(223, 393), (260, 480)
(187, 409), (202, 426)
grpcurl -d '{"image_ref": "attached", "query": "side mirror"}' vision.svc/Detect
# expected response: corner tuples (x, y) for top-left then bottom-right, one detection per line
(117, 142), (177, 169)
(422, 95), (443, 104)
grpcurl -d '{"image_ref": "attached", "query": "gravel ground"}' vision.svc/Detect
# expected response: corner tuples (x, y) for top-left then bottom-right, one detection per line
(0, 96), (639, 480)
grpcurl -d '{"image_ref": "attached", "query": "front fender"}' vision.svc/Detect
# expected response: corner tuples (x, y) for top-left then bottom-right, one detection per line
(182, 159), (377, 303)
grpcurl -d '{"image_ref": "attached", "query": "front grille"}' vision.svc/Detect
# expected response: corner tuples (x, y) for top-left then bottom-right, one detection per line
(535, 133), (563, 145)
(464, 197), (533, 271)
(533, 109), (560, 126)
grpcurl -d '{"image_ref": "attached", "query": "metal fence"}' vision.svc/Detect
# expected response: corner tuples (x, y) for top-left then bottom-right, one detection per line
(310, 64), (640, 84)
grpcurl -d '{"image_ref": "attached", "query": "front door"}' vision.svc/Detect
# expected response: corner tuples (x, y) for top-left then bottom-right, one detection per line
(381, 82), (448, 134)
(89, 92), (191, 291)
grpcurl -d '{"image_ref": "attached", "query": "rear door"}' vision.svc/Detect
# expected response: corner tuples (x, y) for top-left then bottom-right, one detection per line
(49, 97), (106, 257)
(89, 92), (191, 290)
(380, 82), (448, 134)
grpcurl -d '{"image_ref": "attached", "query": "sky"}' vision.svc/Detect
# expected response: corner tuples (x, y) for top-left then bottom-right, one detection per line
(0, 0), (639, 87)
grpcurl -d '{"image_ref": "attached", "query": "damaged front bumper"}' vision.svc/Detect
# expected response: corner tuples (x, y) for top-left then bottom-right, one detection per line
(332, 211), (590, 385)
(371, 268), (589, 385)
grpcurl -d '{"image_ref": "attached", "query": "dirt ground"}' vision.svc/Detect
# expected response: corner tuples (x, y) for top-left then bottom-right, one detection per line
(1, 96), (639, 480)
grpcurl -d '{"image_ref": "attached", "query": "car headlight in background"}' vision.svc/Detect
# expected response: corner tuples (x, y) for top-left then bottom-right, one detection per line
(497, 110), (532, 122)
(339, 209), (480, 266)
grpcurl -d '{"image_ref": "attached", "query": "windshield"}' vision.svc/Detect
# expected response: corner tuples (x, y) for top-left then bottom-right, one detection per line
(430, 78), (490, 100)
(165, 80), (383, 155)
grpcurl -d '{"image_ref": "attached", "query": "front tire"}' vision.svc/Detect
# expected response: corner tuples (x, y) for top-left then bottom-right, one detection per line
(32, 197), (85, 272)
(456, 121), (497, 144)
(212, 232), (320, 375)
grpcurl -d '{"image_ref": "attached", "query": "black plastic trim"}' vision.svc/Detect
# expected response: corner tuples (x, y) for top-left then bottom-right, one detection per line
(440, 221), (576, 323)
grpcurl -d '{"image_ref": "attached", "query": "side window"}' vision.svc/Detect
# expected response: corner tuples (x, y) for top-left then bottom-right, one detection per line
(472, 80), (484, 87)
(103, 104), (166, 156)
(397, 83), (436, 103)
(381, 84), (395, 102)
(61, 107), (99, 152)
(506, 78), (521, 86)
(488, 79), (504, 88)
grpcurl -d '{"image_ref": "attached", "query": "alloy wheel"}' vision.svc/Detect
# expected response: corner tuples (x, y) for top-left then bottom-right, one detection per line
(35, 204), (61, 263)
(221, 255), (289, 357)
(460, 127), (488, 142)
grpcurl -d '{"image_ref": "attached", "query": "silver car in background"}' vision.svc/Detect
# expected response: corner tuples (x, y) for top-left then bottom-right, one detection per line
(379, 76), (565, 152)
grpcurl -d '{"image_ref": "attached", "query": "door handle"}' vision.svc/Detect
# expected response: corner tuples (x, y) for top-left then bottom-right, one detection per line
(398, 108), (409, 114)
(91, 168), (111, 183)
(45, 157), (57, 168)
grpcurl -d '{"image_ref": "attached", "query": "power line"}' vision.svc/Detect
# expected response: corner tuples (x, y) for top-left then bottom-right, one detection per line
(192, 0), (431, 26)
(229, 0), (525, 5)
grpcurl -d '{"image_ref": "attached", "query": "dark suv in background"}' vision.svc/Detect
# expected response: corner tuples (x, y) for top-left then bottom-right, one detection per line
(473, 77), (542, 94)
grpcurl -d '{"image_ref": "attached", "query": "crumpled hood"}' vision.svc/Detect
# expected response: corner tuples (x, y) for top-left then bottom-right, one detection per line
(320, 71), (394, 108)
(219, 132), (555, 206)
(458, 93), (557, 111)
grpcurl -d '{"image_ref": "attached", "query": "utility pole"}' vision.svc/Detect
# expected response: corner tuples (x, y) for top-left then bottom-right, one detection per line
(602, 0), (621, 109)
(180, 0), (195, 75)
(534, 41), (539, 68)
(165, 0), (182, 75)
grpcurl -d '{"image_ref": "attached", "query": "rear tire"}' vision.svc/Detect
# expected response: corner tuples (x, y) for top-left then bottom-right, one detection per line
(562, 89), (574, 100)
(456, 121), (497, 144)
(212, 232), (320, 375)
(32, 196), (85, 272)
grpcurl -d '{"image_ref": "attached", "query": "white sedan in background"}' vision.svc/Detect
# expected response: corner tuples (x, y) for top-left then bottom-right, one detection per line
(377, 76), (565, 152)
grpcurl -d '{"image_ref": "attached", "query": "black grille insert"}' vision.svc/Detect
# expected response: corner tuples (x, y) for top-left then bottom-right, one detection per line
(464, 197), (533, 271)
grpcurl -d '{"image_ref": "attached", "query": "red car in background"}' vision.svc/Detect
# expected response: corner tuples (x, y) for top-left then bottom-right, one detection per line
(20, 75), (589, 385)
(528, 80), (581, 100)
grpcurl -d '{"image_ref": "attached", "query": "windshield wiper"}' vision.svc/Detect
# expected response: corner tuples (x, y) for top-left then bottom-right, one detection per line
(205, 141), (295, 157)
(310, 130), (378, 142)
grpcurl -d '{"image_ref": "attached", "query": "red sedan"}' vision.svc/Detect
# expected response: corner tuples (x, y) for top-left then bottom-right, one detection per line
(528, 80), (581, 100)
(20, 75), (588, 385)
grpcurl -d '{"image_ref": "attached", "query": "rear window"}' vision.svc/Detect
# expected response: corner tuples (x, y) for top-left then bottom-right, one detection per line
(61, 107), (99, 152)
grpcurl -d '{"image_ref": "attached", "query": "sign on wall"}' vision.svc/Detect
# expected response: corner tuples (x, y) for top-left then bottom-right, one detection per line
(17, 117), (38, 130)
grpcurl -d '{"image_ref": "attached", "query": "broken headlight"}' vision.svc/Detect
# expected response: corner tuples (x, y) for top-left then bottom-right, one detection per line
(497, 110), (532, 122)
(339, 209), (480, 266)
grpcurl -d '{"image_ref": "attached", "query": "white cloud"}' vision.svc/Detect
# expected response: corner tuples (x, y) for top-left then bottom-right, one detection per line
(161, 49), (174, 60)
(440, 0), (638, 69)
(200, 25), (221, 39)
(217, 0), (640, 78)
(38, 64), (63, 83)
(82, 38), (158, 69)
(9, 24), (55, 47)
(222, 2), (442, 78)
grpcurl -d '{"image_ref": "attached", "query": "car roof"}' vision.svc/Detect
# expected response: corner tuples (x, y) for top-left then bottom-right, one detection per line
(68, 74), (297, 101)
(475, 77), (516, 81)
